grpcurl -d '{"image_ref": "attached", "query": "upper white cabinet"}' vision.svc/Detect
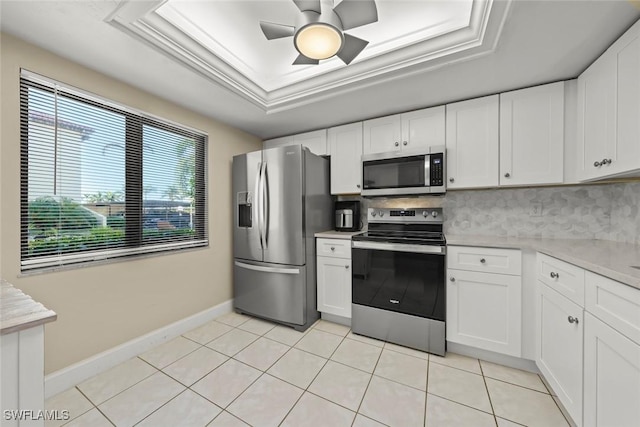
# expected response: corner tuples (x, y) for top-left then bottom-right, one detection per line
(363, 106), (445, 155)
(446, 95), (500, 189)
(264, 129), (328, 156)
(577, 19), (640, 181)
(500, 82), (565, 186)
(328, 122), (363, 194)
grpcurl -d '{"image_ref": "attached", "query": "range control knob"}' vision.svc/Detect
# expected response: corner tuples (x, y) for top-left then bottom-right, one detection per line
(422, 211), (428, 217)
(379, 211), (384, 217)
(371, 211), (377, 217)
(431, 211), (439, 218)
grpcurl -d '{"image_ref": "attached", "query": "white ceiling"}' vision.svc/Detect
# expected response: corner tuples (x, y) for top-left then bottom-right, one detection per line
(1, 1), (639, 140)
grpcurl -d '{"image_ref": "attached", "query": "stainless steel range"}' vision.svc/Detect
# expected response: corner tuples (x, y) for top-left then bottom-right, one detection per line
(351, 207), (446, 356)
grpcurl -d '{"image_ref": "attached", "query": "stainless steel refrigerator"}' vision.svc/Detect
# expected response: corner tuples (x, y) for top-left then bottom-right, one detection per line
(232, 145), (331, 331)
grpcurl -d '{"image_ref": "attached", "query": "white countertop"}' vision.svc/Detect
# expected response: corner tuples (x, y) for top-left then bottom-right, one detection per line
(447, 235), (640, 290)
(315, 230), (365, 240)
(1, 279), (57, 335)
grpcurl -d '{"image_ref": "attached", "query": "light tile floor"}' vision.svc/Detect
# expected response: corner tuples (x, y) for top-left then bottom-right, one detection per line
(46, 314), (570, 427)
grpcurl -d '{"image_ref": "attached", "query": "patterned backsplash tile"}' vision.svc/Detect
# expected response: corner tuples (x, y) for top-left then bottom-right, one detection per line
(339, 182), (640, 245)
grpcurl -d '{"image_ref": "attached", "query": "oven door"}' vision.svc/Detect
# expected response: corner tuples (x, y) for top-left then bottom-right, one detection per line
(351, 241), (445, 321)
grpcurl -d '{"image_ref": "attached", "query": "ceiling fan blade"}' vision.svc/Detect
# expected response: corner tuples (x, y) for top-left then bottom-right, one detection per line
(333, 0), (378, 30)
(337, 33), (369, 65)
(293, 0), (321, 13)
(293, 54), (320, 65)
(260, 21), (295, 40)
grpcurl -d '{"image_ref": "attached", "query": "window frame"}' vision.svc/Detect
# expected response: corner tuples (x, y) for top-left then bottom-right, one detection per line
(19, 70), (208, 272)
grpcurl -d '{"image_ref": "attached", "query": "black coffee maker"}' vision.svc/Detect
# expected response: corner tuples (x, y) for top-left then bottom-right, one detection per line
(334, 201), (361, 232)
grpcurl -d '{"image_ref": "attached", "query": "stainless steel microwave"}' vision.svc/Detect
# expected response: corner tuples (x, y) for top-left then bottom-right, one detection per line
(361, 145), (446, 196)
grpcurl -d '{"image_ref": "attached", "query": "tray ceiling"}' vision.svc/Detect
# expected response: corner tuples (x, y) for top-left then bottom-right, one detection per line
(107, 0), (505, 112)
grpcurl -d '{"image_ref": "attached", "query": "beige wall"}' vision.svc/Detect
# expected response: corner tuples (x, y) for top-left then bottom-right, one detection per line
(0, 33), (262, 373)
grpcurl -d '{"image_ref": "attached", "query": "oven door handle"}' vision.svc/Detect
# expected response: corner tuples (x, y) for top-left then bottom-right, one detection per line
(352, 241), (446, 255)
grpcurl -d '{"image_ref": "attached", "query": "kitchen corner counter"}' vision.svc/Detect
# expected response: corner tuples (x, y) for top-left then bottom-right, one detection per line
(1, 279), (57, 335)
(446, 235), (640, 290)
(315, 230), (365, 239)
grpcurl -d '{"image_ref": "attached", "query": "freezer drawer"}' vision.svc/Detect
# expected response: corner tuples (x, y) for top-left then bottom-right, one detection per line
(234, 260), (306, 325)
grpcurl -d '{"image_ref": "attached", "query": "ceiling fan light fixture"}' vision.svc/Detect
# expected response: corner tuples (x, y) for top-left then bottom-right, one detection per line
(294, 23), (343, 60)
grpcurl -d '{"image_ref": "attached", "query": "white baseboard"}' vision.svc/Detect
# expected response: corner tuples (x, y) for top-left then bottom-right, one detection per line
(447, 341), (539, 373)
(320, 312), (351, 327)
(44, 299), (233, 399)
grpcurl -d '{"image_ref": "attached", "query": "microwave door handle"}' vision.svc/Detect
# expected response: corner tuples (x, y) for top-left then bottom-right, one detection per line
(256, 161), (264, 249)
(424, 154), (431, 187)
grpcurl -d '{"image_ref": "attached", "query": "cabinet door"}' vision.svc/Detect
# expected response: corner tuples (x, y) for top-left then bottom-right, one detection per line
(363, 115), (402, 155)
(446, 269), (521, 356)
(328, 123), (363, 194)
(584, 312), (640, 427)
(294, 129), (328, 156)
(500, 82), (564, 186)
(445, 95), (499, 189)
(536, 283), (583, 425)
(610, 22), (640, 176)
(577, 52), (616, 181)
(317, 256), (352, 318)
(400, 106), (445, 151)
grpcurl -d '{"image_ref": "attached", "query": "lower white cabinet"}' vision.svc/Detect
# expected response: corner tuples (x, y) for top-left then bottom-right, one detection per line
(446, 269), (522, 356)
(316, 238), (352, 318)
(583, 312), (640, 427)
(536, 283), (583, 425)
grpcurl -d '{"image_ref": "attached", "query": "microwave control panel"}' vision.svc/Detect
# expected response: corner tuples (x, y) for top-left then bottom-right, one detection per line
(430, 153), (444, 186)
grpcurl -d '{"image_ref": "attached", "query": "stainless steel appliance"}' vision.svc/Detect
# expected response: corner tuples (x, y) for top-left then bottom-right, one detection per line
(232, 145), (331, 331)
(335, 201), (361, 232)
(361, 146), (446, 196)
(351, 207), (446, 355)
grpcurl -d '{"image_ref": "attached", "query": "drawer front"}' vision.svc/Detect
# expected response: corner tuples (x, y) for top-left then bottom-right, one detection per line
(317, 238), (351, 259)
(447, 246), (522, 276)
(585, 271), (640, 345)
(537, 253), (586, 307)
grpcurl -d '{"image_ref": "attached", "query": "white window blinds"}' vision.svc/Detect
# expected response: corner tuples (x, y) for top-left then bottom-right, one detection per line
(20, 70), (208, 271)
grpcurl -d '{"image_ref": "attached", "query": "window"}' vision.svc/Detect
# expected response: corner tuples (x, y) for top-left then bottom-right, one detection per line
(20, 70), (207, 271)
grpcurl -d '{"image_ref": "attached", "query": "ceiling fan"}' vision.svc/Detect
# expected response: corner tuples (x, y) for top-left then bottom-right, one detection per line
(260, 0), (378, 65)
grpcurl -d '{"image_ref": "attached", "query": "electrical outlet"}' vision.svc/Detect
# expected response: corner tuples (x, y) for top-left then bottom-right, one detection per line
(530, 202), (543, 217)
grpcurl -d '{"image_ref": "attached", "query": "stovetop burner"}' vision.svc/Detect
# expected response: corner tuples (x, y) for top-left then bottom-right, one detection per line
(353, 207), (446, 246)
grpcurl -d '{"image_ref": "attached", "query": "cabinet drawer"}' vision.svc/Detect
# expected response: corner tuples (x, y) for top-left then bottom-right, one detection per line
(316, 238), (351, 259)
(537, 253), (585, 307)
(585, 271), (640, 345)
(447, 246), (521, 276)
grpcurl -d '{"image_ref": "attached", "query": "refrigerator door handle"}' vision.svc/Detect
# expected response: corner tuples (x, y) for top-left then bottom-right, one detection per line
(262, 162), (269, 247)
(234, 261), (300, 275)
(255, 161), (263, 249)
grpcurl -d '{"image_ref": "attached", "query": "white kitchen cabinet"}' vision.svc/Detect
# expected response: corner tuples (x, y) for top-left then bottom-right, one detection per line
(499, 82), (565, 186)
(445, 95), (499, 189)
(447, 246), (522, 357)
(577, 19), (640, 181)
(264, 129), (328, 156)
(536, 283), (583, 426)
(363, 106), (445, 155)
(328, 122), (363, 194)
(583, 312), (640, 427)
(316, 238), (352, 319)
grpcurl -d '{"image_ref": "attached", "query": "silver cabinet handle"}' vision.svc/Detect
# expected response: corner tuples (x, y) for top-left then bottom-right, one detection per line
(504, 173), (510, 178)
(602, 158), (612, 165)
(594, 161), (601, 167)
(394, 141), (399, 147)
(330, 247), (335, 251)
(449, 177), (455, 183)
(356, 184), (361, 188)
(550, 272), (559, 279)
(480, 258), (486, 264)
(449, 277), (455, 282)
(403, 141), (408, 146)
(345, 265), (349, 269)
(568, 316), (579, 324)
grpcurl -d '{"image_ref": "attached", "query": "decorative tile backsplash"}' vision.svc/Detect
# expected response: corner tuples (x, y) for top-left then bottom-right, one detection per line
(339, 182), (640, 245)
